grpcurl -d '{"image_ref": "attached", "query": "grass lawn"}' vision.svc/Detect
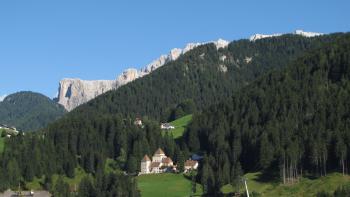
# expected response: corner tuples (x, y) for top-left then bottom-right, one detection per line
(163, 114), (193, 139)
(0, 136), (4, 153)
(222, 172), (350, 197)
(137, 173), (202, 197)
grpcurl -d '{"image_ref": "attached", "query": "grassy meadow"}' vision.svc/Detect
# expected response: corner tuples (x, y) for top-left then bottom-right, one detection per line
(137, 173), (202, 197)
(163, 114), (193, 139)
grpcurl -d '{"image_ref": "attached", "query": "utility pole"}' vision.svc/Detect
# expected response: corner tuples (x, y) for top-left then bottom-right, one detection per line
(243, 178), (249, 197)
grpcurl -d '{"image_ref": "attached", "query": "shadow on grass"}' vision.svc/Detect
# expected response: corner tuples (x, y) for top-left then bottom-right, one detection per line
(252, 167), (280, 184)
(304, 174), (319, 180)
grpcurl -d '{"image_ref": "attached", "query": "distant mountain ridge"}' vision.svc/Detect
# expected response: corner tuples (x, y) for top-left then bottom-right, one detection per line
(56, 31), (323, 111)
(57, 39), (230, 111)
(0, 91), (66, 131)
(249, 29), (323, 41)
(60, 33), (339, 122)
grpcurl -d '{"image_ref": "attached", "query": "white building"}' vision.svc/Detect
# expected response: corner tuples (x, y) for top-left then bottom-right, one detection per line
(160, 123), (175, 130)
(134, 118), (143, 126)
(140, 155), (151, 174)
(184, 160), (198, 173)
(140, 148), (175, 174)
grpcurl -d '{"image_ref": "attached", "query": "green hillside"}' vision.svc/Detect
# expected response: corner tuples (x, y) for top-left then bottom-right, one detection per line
(71, 34), (337, 121)
(1, 33), (350, 196)
(163, 114), (192, 139)
(183, 33), (350, 194)
(0, 91), (66, 131)
(222, 172), (350, 197)
(137, 173), (202, 197)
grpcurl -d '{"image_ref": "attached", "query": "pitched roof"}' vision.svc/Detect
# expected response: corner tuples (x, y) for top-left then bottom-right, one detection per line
(141, 155), (151, 162)
(151, 162), (161, 168)
(162, 157), (173, 164)
(154, 148), (165, 155)
(185, 160), (198, 167)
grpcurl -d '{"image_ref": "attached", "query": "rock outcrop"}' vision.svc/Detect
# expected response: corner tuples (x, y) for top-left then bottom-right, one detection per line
(57, 39), (230, 111)
(57, 79), (116, 111)
(249, 30), (323, 41)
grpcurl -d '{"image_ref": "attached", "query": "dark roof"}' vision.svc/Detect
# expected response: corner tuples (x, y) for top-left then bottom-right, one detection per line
(191, 154), (204, 161)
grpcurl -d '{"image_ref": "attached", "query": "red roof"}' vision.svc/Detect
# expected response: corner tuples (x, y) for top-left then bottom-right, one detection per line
(162, 157), (173, 164)
(141, 155), (151, 162)
(185, 160), (198, 167)
(154, 148), (165, 155)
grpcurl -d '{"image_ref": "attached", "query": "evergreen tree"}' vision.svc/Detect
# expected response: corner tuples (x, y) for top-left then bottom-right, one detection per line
(78, 176), (96, 197)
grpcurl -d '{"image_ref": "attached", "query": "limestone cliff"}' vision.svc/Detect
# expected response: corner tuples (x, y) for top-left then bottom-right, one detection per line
(57, 39), (229, 111)
(57, 79), (116, 111)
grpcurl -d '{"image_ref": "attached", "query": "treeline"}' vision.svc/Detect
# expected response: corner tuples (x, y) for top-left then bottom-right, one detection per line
(183, 33), (350, 194)
(50, 173), (139, 197)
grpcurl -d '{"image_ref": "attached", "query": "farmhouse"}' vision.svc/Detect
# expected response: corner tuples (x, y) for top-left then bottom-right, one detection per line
(184, 159), (198, 173)
(134, 118), (143, 126)
(160, 123), (175, 130)
(140, 148), (175, 174)
(0, 124), (19, 138)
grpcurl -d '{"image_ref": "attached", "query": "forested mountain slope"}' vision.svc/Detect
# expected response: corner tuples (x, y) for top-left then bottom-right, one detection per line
(69, 34), (339, 121)
(183, 33), (350, 194)
(0, 91), (66, 131)
(1, 33), (349, 196)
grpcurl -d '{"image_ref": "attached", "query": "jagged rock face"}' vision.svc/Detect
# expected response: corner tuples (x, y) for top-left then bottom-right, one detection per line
(116, 69), (140, 86)
(57, 39), (230, 111)
(58, 79), (116, 111)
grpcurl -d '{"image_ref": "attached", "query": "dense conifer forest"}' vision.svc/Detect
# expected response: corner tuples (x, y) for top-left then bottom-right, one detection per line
(184, 33), (350, 194)
(70, 33), (339, 121)
(0, 33), (349, 196)
(0, 91), (66, 131)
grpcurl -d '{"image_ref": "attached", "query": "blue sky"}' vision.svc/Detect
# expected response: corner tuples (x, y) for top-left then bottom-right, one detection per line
(0, 0), (349, 98)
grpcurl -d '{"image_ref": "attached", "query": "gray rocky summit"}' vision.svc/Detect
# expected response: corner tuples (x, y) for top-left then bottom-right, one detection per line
(57, 39), (230, 111)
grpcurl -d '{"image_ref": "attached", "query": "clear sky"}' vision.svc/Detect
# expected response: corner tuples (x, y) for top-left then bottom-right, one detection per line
(0, 0), (349, 98)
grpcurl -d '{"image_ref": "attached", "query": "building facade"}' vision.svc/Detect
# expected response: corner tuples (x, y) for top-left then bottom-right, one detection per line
(140, 148), (175, 174)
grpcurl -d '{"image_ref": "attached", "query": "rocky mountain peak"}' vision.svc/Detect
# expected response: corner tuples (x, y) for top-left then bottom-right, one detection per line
(249, 30), (323, 41)
(57, 39), (230, 111)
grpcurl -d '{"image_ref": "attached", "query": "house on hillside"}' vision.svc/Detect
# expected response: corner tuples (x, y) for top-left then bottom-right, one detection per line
(160, 123), (175, 130)
(134, 118), (143, 126)
(139, 148), (175, 175)
(184, 159), (198, 173)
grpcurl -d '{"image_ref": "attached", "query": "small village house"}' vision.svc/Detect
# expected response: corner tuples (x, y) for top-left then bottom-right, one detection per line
(184, 159), (198, 173)
(140, 148), (175, 174)
(134, 118), (143, 126)
(160, 123), (175, 130)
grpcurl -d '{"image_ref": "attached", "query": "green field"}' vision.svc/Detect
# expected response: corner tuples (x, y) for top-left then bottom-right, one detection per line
(137, 173), (202, 197)
(163, 114), (193, 139)
(221, 172), (350, 197)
